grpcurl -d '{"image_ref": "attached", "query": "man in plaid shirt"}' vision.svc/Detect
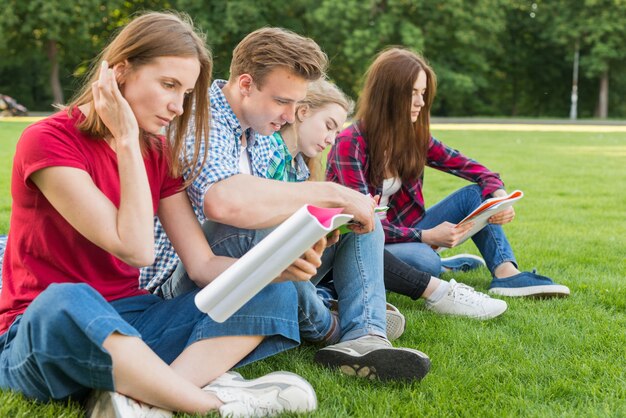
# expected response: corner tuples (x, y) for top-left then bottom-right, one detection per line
(141, 28), (433, 383)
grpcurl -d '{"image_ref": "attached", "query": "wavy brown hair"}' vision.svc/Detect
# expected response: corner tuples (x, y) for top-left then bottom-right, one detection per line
(68, 11), (212, 187)
(356, 48), (436, 186)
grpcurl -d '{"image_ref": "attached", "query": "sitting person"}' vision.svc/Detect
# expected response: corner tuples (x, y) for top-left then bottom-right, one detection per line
(267, 78), (507, 320)
(141, 27), (431, 382)
(327, 48), (570, 298)
(0, 12), (325, 418)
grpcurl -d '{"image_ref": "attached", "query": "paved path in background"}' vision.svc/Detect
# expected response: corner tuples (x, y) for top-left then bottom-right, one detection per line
(3, 116), (626, 132)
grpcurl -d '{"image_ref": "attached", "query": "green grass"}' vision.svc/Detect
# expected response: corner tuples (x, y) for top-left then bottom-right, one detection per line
(1, 121), (625, 417)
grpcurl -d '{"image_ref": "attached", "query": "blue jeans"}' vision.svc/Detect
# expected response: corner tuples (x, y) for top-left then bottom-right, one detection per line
(385, 185), (517, 277)
(162, 219), (388, 343)
(0, 281), (299, 402)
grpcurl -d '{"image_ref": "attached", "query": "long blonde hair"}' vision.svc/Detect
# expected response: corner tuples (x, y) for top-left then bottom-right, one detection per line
(356, 48), (436, 186)
(282, 79), (354, 181)
(68, 11), (212, 187)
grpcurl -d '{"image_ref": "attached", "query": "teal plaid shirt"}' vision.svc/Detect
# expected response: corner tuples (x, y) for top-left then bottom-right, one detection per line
(266, 132), (310, 182)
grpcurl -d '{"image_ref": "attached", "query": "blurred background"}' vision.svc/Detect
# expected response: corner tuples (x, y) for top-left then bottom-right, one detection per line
(1, 0), (624, 119)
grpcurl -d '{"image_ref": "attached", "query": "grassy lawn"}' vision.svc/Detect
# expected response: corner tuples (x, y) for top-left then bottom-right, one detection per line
(0, 120), (625, 417)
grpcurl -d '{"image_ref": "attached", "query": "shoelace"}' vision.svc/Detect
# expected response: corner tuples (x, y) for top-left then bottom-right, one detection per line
(449, 282), (490, 305)
(216, 387), (283, 416)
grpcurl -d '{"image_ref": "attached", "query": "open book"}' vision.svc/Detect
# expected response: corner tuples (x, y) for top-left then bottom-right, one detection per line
(434, 190), (523, 251)
(195, 205), (353, 322)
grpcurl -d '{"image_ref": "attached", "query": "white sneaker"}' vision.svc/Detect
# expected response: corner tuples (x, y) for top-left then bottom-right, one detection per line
(385, 302), (406, 341)
(203, 371), (317, 417)
(425, 279), (507, 320)
(86, 390), (173, 418)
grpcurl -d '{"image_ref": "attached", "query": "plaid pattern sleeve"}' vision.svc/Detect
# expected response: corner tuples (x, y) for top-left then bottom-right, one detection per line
(427, 137), (504, 198)
(266, 132), (290, 181)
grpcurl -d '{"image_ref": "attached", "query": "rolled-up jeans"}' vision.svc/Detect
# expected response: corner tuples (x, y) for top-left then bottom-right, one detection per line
(0, 281), (299, 402)
(160, 218), (388, 343)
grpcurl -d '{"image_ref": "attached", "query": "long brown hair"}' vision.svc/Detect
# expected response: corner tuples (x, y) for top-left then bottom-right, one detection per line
(68, 11), (212, 187)
(356, 47), (436, 186)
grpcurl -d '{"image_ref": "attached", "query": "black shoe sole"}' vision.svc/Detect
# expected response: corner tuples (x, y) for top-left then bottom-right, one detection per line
(314, 348), (431, 382)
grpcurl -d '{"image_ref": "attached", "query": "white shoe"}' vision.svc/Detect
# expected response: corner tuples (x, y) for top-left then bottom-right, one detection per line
(425, 279), (507, 320)
(86, 391), (173, 418)
(204, 371), (317, 417)
(385, 302), (406, 341)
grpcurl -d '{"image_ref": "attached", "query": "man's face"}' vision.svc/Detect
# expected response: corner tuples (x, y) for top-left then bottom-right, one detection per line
(239, 67), (309, 135)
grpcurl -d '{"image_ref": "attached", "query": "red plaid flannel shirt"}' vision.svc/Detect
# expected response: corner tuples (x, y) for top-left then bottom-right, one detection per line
(326, 123), (504, 243)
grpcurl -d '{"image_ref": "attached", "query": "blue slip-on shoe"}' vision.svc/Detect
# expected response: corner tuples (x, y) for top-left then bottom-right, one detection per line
(440, 254), (486, 273)
(488, 269), (570, 298)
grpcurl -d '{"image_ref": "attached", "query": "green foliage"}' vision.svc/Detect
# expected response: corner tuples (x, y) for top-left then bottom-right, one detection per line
(1, 0), (626, 117)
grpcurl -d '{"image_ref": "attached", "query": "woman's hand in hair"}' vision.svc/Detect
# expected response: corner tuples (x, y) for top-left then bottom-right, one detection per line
(91, 60), (139, 146)
(421, 221), (474, 249)
(273, 237), (326, 282)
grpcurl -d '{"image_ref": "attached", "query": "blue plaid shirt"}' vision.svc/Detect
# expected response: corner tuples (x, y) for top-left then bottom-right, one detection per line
(140, 80), (274, 292)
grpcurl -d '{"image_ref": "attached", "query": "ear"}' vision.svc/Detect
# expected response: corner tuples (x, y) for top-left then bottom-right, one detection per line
(296, 105), (310, 122)
(112, 60), (130, 84)
(238, 74), (254, 96)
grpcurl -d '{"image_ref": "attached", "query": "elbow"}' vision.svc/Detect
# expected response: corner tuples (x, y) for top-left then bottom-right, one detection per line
(118, 247), (155, 268)
(203, 189), (242, 224)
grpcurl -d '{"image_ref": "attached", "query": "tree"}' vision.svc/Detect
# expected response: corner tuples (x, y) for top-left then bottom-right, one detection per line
(538, 0), (626, 118)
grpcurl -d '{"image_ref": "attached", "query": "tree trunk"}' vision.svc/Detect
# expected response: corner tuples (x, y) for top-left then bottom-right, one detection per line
(46, 39), (64, 105)
(595, 68), (609, 119)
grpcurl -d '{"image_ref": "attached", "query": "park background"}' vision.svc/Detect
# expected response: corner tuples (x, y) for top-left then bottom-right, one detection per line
(1, 0), (626, 417)
(2, 0), (626, 119)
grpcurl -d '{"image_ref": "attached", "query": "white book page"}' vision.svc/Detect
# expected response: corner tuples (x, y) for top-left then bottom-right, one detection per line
(435, 190), (523, 252)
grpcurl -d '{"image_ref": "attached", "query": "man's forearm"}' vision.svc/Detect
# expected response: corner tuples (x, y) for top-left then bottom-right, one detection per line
(203, 174), (348, 229)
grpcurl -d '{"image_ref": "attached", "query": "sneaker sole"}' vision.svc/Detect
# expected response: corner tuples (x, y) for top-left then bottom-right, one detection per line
(314, 347), (431, 382)
(426, 300), (508, 320)
(206, 371), (317, 413)
(488, 284), (570, 298)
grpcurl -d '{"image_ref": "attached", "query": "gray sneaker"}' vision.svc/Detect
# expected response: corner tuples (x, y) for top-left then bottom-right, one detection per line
(203, 371), (317, 417)
(327, 299), (406, 341)
(85, 390), (172, 418)
(314, 335), (430, 381)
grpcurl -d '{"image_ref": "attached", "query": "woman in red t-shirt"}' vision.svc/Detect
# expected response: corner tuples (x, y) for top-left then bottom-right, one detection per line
(0, 12), (323, 417)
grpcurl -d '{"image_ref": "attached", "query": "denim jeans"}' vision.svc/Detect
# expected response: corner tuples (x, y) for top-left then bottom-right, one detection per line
(385, 185), (517, 277)
(162, 219), (388, 343)
(0, 281), (299, 402)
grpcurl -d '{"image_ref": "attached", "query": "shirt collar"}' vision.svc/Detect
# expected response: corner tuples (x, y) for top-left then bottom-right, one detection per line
(210, 79), (257, 146)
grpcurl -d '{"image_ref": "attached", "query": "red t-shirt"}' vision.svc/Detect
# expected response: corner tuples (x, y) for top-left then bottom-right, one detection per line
(0, 108), (183, 334)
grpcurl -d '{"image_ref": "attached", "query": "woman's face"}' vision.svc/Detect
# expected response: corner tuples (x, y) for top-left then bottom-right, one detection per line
(119, 56), (200, 135)
(410, 70), (427, 123)
(296, 103), (348, 158)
